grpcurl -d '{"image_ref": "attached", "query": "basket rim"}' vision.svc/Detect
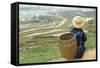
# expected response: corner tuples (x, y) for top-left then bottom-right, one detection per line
(58, 32), (76, 41)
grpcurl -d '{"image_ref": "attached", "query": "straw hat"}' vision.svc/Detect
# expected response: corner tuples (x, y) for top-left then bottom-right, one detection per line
(72, 16), (86, 28)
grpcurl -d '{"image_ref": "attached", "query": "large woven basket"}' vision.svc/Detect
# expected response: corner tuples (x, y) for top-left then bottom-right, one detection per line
(59, 32), (77, 59)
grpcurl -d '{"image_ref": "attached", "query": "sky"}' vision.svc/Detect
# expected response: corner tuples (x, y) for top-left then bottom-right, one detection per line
(19, 4), (96, 20)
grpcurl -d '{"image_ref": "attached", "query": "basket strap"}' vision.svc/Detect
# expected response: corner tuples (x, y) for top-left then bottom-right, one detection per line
(76, 31), (82, 48)
(80, 32), (82, 48)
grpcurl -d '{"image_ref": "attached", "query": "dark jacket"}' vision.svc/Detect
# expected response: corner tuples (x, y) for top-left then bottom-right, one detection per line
(71, 28), (87, 58)
(71, 28), (87, 47)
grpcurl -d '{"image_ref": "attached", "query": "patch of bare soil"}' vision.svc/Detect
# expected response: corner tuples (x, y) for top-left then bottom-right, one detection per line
(82, 48), (96, 60)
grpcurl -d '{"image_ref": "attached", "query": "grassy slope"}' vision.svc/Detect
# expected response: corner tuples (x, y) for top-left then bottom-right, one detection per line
(85, 33), (96, 49)
(19, 36), (61, 63)
(19, 32), (96, 64)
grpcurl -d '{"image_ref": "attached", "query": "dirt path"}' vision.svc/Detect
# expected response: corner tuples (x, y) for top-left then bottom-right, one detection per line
(55, 17), (67, 28)
(82, 48), (96, 60)
(22, 29), (64, 37)
(48, 48), (96, 62)
(20, 15), (67, 37)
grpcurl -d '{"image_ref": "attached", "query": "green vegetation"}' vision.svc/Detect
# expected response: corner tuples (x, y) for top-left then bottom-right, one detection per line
(19, 35), (61, 63)
(85, 32), (96, 49)
(19, 32), (96, 64)
(19, 46), (61, 63)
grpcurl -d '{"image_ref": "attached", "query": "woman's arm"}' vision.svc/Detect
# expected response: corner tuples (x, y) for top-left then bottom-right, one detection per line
(82, 32), (87, 41)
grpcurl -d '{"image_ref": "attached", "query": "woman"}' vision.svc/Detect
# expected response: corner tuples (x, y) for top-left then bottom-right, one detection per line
(71, 16), (87, 58)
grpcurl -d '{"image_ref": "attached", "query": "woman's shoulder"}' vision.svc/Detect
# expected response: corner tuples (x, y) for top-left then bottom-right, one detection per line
(71, 28), (82, 33)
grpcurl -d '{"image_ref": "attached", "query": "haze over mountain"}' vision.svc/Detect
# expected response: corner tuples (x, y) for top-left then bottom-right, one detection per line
(19, 4), (96, 24)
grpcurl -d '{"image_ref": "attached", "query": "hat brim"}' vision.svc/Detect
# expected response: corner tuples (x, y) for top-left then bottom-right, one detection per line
(72, 21), (85, 28)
